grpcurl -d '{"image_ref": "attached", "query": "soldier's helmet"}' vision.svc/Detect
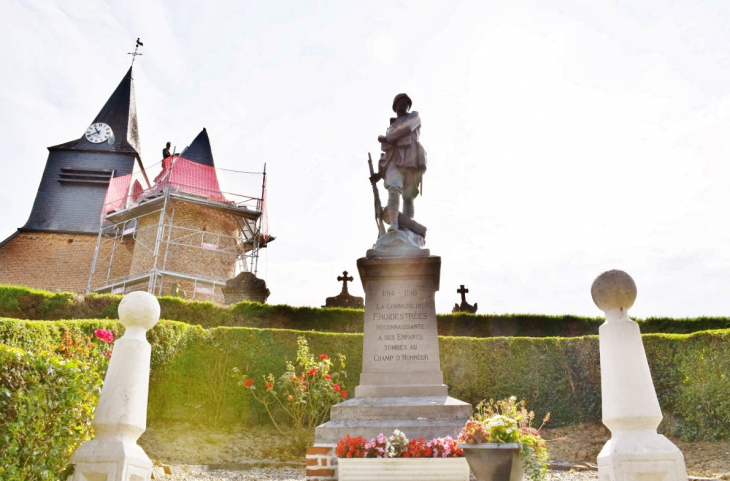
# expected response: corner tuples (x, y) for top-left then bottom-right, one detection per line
(392, 93), (412, 112)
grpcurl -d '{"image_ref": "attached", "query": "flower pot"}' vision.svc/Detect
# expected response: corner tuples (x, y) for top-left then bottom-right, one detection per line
(337, 457), (469, 481)
(456, 443), (523, 481)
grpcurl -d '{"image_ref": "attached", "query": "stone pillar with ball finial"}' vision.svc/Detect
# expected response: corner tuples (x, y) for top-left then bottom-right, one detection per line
(70, 291), (160, 481)
(591, 270), (687, 481)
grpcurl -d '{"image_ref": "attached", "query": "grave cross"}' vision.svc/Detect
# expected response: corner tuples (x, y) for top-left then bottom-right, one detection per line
(338, 271), (354, 294)
(457, 284), (469, 304)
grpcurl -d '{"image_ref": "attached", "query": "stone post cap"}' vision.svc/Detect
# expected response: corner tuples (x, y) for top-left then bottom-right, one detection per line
(591, 270), (637, 313)
(118, 291), (160, 330)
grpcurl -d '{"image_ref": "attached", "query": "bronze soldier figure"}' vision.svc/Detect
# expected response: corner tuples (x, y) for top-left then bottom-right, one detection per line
(370, 93), (427, 232)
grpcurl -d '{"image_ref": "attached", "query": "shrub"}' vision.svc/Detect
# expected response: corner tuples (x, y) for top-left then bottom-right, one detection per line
(161, 327), (730, 439)
(0, 346), (103, 480)
(4, 284), (730, 337)
(233, 336), (348, 451)
(0, 318), (202, 370)
(2, 319), (730, 441)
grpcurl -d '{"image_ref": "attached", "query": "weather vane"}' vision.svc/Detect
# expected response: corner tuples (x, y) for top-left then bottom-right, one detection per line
(128, 38), (143, 66)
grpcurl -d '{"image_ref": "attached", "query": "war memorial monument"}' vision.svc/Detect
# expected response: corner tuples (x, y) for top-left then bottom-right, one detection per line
(309, 94), (471, 475)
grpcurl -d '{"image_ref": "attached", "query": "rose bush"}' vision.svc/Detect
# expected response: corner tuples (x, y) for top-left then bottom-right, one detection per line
(0, 346), (103, 480)
(234, 336), (347, 451)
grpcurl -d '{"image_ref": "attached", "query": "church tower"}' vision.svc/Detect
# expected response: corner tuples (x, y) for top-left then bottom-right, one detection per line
(0, 67), (144, 293)
(88, 127), (271, 303)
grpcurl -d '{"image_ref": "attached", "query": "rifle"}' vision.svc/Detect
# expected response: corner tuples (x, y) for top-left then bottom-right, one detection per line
(368, 153), (386, 238)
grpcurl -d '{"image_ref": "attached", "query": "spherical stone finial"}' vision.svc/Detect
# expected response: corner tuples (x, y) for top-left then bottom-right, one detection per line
(591, 270), (637, 313)
(118, 291), (160, 330)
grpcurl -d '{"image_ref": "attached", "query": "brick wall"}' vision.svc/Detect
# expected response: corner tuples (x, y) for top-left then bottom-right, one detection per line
(87, 232), (135, 289)
(0, 199), (240, 297)
(0, 231), (132, 293)
(306, 445), (337, 481)
(155, 278), (224, 303)
(129, 200), (240, 282)
(127, 210), (160, 277)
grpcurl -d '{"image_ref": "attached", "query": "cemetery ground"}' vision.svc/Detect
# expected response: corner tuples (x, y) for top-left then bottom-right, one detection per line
(137, 420), (730, 479)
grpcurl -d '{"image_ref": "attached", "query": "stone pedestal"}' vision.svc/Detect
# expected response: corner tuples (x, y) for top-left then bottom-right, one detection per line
(221, 272), (270, 304)
(314, 256), (470, 445)
(322, 270), (364, 308)
(70, 292), (160, 481)
(592, 270), (687, 481)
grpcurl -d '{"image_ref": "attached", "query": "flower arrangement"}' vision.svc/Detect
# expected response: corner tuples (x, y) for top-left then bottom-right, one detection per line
(336, 435), (368, 458)
(386, 429), (408, 457)
(336, 430), (464, 459)
(233, 336), (347, 451)
(365, 433), (387, 458)
(427, 436), (462, 458)
(457, 396), (550, 481)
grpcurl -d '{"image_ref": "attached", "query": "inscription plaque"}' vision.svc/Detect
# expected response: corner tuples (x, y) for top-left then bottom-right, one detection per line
(355, 256), (446, 397)
(363, 280), (439, 370)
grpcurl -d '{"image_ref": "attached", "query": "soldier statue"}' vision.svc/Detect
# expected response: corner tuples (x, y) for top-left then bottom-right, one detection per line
(370, 93), (427, 233)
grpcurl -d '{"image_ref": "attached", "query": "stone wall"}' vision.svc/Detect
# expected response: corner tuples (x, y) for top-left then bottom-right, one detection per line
(0, 231), (133, 293)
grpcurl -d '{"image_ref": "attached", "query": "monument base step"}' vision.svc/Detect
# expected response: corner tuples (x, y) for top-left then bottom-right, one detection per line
(330, 395), (470, 421)
(355, 384), (447, 397)
(316, 396), (471, 443)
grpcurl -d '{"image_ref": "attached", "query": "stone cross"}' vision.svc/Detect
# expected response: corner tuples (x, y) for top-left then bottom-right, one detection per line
(591, 270), (687, 481)
(457, 284), (469, 304)
(70, 291), (160, 481)
(338, 271), (354, 294)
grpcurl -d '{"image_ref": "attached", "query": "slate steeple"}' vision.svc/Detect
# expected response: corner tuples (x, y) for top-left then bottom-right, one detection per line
(51, 67), (141, 158)
(181, 128), (215, 167)
(21, 67), (143, 234)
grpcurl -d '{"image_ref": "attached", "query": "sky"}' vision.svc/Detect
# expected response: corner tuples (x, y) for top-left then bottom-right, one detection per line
(1, 0), (730, 317)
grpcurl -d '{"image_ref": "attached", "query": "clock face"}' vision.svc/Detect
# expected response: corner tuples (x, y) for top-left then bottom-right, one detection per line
(85, 122), (113, 144)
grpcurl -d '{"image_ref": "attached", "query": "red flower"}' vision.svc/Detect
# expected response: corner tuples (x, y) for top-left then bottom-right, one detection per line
(245, 379), (254, 388)
(341, 391), (348, 399)
(307, 368), (317, 376)
(320, 354), (328, 360)
(265, 382), (273, 390)
(404, 438), (433, 458)
(325, 374), (332, 380)
(94, 329), (114, 343)
(333, 384), (341, 391)
(336, 435), (367, 458)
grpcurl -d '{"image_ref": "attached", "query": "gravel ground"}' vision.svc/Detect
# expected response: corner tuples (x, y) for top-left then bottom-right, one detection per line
(154, 465), (600, 481)
(142, 422), (728, 480)
(154, 465), (305, 480)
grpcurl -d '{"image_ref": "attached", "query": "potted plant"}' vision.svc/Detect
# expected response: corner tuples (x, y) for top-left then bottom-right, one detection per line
(336, 430), (469, 481)
(456, 397), (550, 481)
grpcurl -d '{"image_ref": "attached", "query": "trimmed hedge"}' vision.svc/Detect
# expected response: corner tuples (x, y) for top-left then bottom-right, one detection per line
(0, 318), (204, 370)
(0, 345), (102, 480)
(2, 319), (729, 441)
(2, 284), (730, 337)
(151, 327), (730, 441)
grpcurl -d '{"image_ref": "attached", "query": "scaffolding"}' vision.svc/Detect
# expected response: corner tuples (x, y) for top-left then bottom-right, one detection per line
(87, 156), (270, 303)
